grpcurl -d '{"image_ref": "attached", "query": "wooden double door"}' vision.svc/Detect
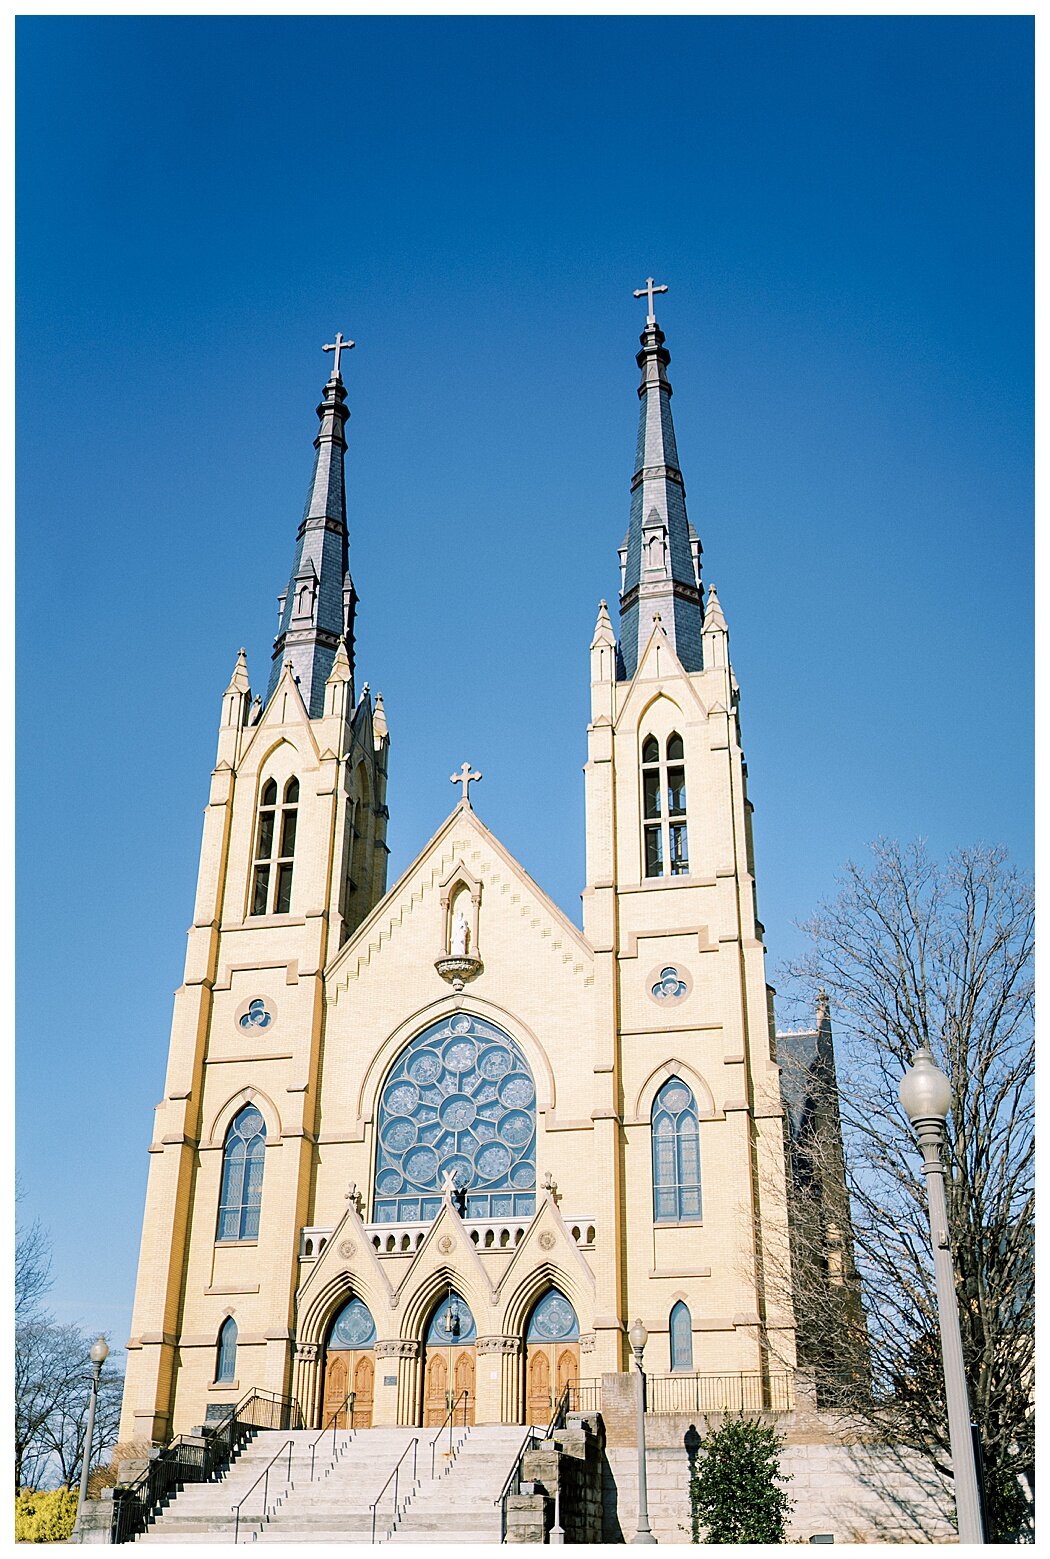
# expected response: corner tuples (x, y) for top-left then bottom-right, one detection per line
(322, 1349), (375, 1429)
(525, 1341), (580, 1424)
(422, 1347), (476, 1427)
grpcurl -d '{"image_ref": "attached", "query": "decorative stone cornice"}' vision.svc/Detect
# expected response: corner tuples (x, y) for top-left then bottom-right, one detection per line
(477, 1335), (521, 1356)
(375, 1339), (419, 1360)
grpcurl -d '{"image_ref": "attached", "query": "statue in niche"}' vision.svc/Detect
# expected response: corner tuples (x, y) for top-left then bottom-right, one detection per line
(450, 904), (471, 956)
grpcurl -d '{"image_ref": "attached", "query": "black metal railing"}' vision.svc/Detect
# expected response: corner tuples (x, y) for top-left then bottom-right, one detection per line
(494, 1383), (574, 1542)
(231, 1437), (294, 1544)
(567, 1379), (602, 1414)
(495, 1426), (540, 1544)
(309, 1390), (356, 1482)
(430, 1390), (471, 1478)
(370, 1437), (418, 1542)
(645, 1370), (794, 1415)
(110, 1388), (302, 1544)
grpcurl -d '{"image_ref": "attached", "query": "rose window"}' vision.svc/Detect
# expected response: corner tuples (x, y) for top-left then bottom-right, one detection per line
(373, 1014), (536, 1223)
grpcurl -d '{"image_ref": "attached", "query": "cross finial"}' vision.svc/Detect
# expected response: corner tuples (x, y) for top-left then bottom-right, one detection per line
(632, 276), (668, 325)
(323, 331), (355, 377)
(450, 762), (482, 805)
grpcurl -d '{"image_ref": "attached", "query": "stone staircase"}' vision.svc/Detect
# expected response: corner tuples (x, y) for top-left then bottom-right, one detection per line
(134, 1422), (538, 1544)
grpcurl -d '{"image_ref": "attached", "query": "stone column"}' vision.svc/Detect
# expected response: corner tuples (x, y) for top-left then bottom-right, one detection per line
(292, 1343), (321, 1429)
(384, 1341), (420, 1426)
(477, 1336), (520, 1423)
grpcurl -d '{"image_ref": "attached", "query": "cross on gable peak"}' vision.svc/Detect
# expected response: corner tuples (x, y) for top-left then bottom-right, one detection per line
(450, 762), (482, 805)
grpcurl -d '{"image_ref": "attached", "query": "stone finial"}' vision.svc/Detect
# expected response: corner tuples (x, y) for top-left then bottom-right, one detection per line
(703, 583), (728, 633)
(326, 642), (352, 684)
(372, 691), (388, 742)
(590, 598), (615, 650)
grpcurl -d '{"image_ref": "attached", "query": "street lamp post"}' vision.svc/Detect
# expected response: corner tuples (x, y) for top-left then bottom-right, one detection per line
(899, 1047), (984, 1545)
(628, 1319), (656, 1544)
(76, 1337), (110, 1519)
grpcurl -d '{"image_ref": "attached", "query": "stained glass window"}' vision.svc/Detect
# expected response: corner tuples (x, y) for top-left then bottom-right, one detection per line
(669, 1301), (693, 1371)
(425, 1292), (477, 1345)
(526, 1289), (580, 1343)
(373, 1014), (536, 1223)
(328, 1297), (377, 1350)
(216, 1317), (238, 1382)
(652, 1077), (702, 1223)
(217, 1105), (266, 1241)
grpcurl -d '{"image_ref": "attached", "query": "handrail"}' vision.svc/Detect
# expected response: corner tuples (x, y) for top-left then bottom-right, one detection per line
(231, 1437), (294, 1545)
(494, 1428), (540, 1543)
(310, 1390), (356, 1481)
(430, 1390), (470, 1477)
(545, 1383), (572, 1439)
(369, 1437), (419, 1543)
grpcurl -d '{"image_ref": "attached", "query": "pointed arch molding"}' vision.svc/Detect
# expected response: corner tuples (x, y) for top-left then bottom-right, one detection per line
(630, 1058), (719, 1125)
(206, 1085), (283, 1148)
(438, 859), (483, 958)
(616, 664), (709, 733)
(354, 995), (557, 1127)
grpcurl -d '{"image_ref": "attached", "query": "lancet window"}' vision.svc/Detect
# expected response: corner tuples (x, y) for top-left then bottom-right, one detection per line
(642, 733), (688, 878)
(217, 1105), (266, 1241)
(215, 1317), (238, 1383)
(652, 1077), (702, 1223)
(669, 1301), (694, 1372)
(373, 1014), (536, 1224)
(251, 776), (299, 916)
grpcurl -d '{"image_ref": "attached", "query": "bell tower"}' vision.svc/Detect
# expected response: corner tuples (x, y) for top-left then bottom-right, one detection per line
(118, 340), (391, 1452)
(583, 285), (796, 1379)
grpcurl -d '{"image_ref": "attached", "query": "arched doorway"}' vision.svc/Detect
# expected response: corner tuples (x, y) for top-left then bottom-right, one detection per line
(422, 1291), (476, 1427)
(322, 1297), (376, 1429)
(524, 1289), (580, 1424)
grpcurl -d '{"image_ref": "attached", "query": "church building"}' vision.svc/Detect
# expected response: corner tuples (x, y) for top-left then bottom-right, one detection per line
(117, 289), (799, 1452)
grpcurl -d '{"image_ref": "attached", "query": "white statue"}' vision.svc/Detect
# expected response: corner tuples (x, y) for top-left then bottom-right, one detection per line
(450, 905), (470, 956)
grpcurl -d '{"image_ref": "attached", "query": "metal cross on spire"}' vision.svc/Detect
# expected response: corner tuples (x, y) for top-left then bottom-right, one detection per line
(632, 276), (668, 325)
(323, 331), (355, 377)
(450, 762), (482, 805)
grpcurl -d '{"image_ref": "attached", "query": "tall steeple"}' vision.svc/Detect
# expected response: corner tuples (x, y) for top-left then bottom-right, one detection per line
(617, 280), (704, 680)
(266, 335), (358, 718)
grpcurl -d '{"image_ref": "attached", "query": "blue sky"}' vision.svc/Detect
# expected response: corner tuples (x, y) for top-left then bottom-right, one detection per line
(16, 16), (1032, 1353)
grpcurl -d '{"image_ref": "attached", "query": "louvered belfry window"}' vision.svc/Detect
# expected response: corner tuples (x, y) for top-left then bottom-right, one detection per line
(642, 734), (689, 878)
(251, 777), (299, 915)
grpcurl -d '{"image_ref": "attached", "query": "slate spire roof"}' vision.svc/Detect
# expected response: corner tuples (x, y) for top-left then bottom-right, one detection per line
(617, 305), (704, 679)
(266, 356), (357, 717)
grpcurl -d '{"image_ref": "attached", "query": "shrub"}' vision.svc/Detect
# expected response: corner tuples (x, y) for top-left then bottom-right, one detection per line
(688, 1415), (793, 1543)
(14, 1487), (79, 1543)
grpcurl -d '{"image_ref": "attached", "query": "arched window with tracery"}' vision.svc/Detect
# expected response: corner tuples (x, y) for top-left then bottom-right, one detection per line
(669, 1301), (693, 1372)
(217, 1105), (267, 1241)
(373, 1014), (536, 1223)
(251, 776), (299, 915)
(641, 733), (688, 879)
(215, 1317), (238, 1383)
(652, 1077), (702, 1223)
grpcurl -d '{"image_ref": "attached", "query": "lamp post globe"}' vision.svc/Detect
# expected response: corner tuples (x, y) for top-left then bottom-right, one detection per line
(899, 1047), (951, 1123)
(899, 1049), (984, 1543)
(628, 1319), (656, 1544)
(89, 1336), (109, 1367)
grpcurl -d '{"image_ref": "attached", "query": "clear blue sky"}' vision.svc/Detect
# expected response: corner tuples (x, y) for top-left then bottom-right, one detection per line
(16, 16), (1032, 1354)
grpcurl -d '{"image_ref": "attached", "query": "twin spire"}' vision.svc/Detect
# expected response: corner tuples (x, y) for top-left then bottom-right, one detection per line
(263, 290), (711, 720)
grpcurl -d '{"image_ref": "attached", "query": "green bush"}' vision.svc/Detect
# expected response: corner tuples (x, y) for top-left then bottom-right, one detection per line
(689, 1415), (793, 1543)
(14, 1488), (79, 1543)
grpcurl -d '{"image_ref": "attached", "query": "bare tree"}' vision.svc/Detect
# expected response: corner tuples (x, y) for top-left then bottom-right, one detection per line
(14, 1204), (125, 1492)
(775, 841), (1033, 1542)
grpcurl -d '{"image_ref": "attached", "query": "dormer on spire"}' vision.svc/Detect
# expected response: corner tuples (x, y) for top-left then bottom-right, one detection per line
(266, 338), (356, 718)
(617, 283), (704, 680)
